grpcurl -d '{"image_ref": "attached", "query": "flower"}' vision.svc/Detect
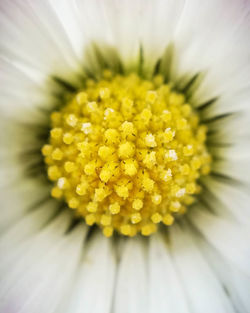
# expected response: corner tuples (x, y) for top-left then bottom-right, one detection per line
(0, 0), (250, 312)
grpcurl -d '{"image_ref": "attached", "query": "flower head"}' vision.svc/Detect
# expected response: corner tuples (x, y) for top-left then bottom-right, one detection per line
(0, 0), (250, 312)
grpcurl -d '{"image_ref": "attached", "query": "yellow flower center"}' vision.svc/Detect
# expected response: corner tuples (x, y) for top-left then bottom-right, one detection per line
(42, 72), (211, 237)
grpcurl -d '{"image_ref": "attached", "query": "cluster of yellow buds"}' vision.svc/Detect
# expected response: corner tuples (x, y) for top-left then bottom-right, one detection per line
(42, 71), (211, 237)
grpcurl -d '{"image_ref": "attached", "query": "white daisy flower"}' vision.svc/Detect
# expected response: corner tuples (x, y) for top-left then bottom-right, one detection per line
(0, 0), (250, 312)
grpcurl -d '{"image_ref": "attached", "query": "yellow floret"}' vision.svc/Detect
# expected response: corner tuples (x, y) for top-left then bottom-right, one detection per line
(86, 101), (98, 113)
(64, 161), (76, 173)
(180, 164), (190, 175)
(161, 110), (172, 122)
(76, 182), (88, 196)
(151, 213), (162, 223)
(87, 202), (98, 213)
(141, 108), (152, 124)
(103, 226), (114, 237)
(143, 151), (156, 169)
(99, 168), (112, 183)
(84, 161), (96, 176)
(42, 144), (53, 156)
(100, 214), (112, 226)
(118, 142), (135, 159)
(85, 214), (96, 225)
(52, 148), (63, 160)
(115, 185), (129, 199)
(145, 133), (157, 147)
(160, 169), (172, 182)
(57, 177), (69, 190)
(146, 91), (157, 103)
(50, 128), (62, 139)
(48, 165), (61, 181)
(76, 91), (88, 105)
(163, 214), (174, 225)
(183, 145), (194, 156)
(63, 133), (74, 145)
(186, 182), (196, 194)
(132, 199), (143, 210)
(176, 118), (187, 130)
(98, 146), (114, 161)
(51, 187), (62, 199)
(68, 197), (79, 209)
(164, 128), (175, 142)
(119, 225), (129, 235)
(131, 213), (142, 224)
(66, 114), (78, 127)
(152, 194), (162, 205)
(99, 87), (110, 99)
(109, 202), (120, 214)
(120, 121), (136, 139)
(141, 224), (157, 236)
(104, 128), (119, 145)
(95, 188), (108, 202)
(122, 159), (138, 176)
(142, 177), (154, 192)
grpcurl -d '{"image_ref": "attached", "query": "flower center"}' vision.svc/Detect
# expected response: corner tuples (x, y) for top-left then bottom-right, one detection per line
(42, 71), (211, 237)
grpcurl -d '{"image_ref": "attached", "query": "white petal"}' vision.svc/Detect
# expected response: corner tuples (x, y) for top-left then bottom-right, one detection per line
(173, 0), (250, 103)
(0, 0), (80, 82)
(148, 233), (189, 313)
(0, 222), (86, 313)
(113, 237), (149, 313)
(195, 236), (250, 313)
(201, 177), (250, 226)
(50, 0), (107, 58)
(0, 58), (45, 115)
(208, 123), (250, 160)
(76, 0), (140, 69)
(60, 232), (116, 313)
(212, 158), (250, 184)
(0, 211), (73, 289)
(190, 207), (250, 275)
(0, 179), (50, 232)
(99, 0), (185, 71)
(0, 199), (56, 254)
(170, 224), (235, 313)
(136, 0), (185, 68)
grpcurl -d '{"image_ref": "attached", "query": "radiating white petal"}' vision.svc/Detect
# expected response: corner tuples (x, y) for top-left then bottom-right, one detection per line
(50, 0), (108, 59)
(212, 158), (250, 184)
(195, 236), (250, 313)
(113, 238), (149, 313)
(0, 215), (71, 279)
(78, 0), (141, 69)
(60, 232), (116, 313)
(0, 199), (56, 254)
(99, 0), (185, 72)
(148, 233), (189, 313)
(201, 177), (250, 226)
(200, 92), (250, 122)
(0, 0), (80, 82)
(135, 0), (185, 68)
(0, 211), (73, 288)
(0, 221), (86, 313)
(190, 207), (250, 275)
(0, 59), (43, 114)
(173, 0), (250, 103)
(208, 113), (250, 158)
(170, 224), (235, 313)
(0, 179), (50, 232)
